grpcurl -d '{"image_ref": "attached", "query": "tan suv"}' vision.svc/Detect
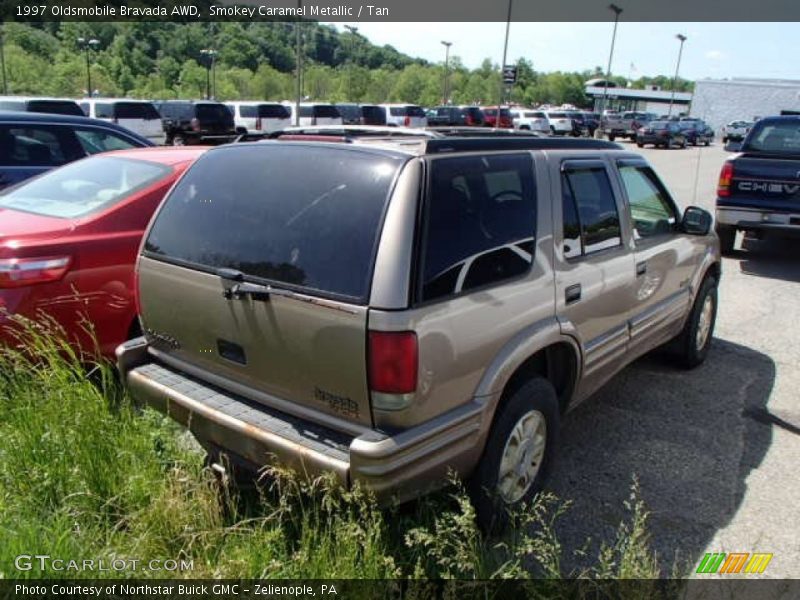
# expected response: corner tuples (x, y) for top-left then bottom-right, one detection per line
(118, 135), (720, 527)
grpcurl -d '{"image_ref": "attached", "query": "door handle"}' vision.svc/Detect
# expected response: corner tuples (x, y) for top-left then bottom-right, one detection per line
(565, 283), (582, 305)
(636, 261), (647, 277)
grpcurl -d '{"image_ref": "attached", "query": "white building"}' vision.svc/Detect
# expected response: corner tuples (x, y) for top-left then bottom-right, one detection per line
(690, 78), (800, 132)
(584, 79), (692, 115)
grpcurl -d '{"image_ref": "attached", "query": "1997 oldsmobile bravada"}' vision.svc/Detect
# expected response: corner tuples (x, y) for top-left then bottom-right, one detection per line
(118, 135), (720, 527)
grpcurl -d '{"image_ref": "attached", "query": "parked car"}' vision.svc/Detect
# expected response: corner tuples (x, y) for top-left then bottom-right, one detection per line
(284, 103), (343, 127)
(481, 106), (513, 128)
(118, 135), (719, 530)
(582, 112), (601, 137)
(154, 100), (237, 146)
(677, 120), (713, 146)
(635, 121), (687, 149)
(226, 102), (291, 134)
(721, 120), (754, 143)
(544, 111), (574, 136)
(565, 111), (588, 137)
(335, 103), (386, 126)
(379, 104), (427, 127)
(716, 116), (800, 254)
(79, 98), (165, 144)
(0, 96), (84, 117)
(0, 147), (207, 358)
(0, 111), (154, 191)
(603, 111), (656, 141)
(509, 109), (549, 133)
(427, 106), (485, 127)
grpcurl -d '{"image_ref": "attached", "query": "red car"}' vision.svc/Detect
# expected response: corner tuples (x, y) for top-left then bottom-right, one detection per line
(480, 106), (513, 128)
(0, 147), (208, 358)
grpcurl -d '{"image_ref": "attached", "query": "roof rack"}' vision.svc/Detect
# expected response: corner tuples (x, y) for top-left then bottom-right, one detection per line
(425, 127), (545, 138)
(422, 137), (622, 154)
(268, 125), (439, 139)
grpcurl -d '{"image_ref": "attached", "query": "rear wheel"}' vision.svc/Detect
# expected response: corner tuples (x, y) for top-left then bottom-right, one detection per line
(470, 378), (560, 533)
(716, 224), (736, 255)
(171, 133), (187, 146)
(636, 141), (644, 148)
(608, 134), (616, 142)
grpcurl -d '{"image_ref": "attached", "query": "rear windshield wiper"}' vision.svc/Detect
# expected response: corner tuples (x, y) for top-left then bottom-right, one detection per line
(218, 268), (299, 302)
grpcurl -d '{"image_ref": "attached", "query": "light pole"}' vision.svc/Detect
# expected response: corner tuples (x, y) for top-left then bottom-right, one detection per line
(497, 0), (513, 127)
(200, 49), (217, 100)
(295, 3), (303, 124)
(76, 37), (100, 97)
(668, 34), (687, 117)
(598, 3), (623, 135)
(441, 41), (452, 104)
(0, 25), (7, 94)
(344, 25), (358, 101)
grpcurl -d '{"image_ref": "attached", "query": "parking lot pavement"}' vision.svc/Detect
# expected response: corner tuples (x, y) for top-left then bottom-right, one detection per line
(547, 141), (800, 577)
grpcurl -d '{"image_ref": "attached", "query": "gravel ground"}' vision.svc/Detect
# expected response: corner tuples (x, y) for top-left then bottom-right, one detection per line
(548, 141), (800, 578)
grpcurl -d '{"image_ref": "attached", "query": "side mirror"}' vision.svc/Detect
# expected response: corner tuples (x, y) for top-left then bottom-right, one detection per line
(682, 206), (712, 235)
(724, 141), (742, 152)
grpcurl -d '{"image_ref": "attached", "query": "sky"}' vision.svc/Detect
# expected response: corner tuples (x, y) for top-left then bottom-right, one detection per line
(329, 22), (800, 82)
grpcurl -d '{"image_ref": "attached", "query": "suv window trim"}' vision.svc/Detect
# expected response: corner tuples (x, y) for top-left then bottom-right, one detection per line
(411, 151), (538, 307)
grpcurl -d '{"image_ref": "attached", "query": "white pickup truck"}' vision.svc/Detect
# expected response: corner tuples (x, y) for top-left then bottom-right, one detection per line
(721, 121), (754, 143)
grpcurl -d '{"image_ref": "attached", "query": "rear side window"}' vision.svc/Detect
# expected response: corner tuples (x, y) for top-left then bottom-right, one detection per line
(94, 103), (114, 119)
(26, 100), (84, 116)
(239, 105), (257, 118)
(0, 156), (169, 218)
(144, 146), (403, 302)
(360, 105), (385, 123)
(419, 154), (536, 302)
(313, 105), (340, 118)
(0, 125), (75, 166)
(196, 104), (232, 123)
(561, 165), (622, 257)
(259, 104), (289, 119)
(115, 102), (160, 120)
(0, 100), (25, 111)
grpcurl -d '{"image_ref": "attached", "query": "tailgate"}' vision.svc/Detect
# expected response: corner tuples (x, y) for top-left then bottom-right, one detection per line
(138, 257), (373, 425)
(137, 144), (407, 428)
(727, 155), (800, 212)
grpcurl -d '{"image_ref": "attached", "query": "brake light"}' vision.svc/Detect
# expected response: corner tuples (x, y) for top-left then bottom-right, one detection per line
(718, 161), (734, 197)
(255, 117), (262, 130)
(190, 117), (201, 132)
(368, 331), (418, 394)
(465, 113), (474, 126)
(0, 256), (71, 288)
(404, 115), (411, 127)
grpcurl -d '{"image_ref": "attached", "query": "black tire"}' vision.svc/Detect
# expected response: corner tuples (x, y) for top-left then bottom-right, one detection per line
(716, 224), (736, 255)
(608, 134), (616, 142)
(704, 140), (710, 147)
(670, 276), (718, 369)
(722, 136), (728, 143)
(470, 377), (560, 533)
(636, 142), (644, 148)
(171, 133), (187, 146)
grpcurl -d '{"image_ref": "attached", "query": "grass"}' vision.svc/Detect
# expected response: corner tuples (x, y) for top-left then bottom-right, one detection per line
(0, 316), (665, 581)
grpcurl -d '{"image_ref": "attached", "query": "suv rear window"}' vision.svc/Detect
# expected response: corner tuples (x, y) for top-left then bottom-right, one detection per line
(26, 100), (84, 116)
(0, 156), (169, 219)
(420, 154), (536, 302)
(196, 103), (232, 123)
(144, 146), (404, 302)
(360, 105), (384, 122)
(312, 105), (340, 118)
(743, 120), (800, 155)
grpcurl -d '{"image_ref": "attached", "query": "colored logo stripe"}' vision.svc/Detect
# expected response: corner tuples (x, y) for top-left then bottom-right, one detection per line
(696, 553), (726, 574)
(720, 553), (749, 573)
(696, 552), (773, 574)
(745, 553), (773, 574)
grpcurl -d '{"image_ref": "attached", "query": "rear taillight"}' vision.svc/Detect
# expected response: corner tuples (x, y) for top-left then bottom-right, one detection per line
(403, 115), (410, 127)
(190, 117), (201, 132)
(368, 331), (418, 394)
(465, 114), (474, 126)
(0, 256), (71, 288)
(255, 117), (262, 130)
(718, 161), (734, 197)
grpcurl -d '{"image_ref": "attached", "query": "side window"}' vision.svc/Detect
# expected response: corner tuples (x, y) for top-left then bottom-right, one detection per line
(79, 102), (89, 116)
(561, 165), (622, 257)
(240, 105), (257, 118)
(94, 103), (114, 119)
(0, 125), (73, 166)
(420, 154), (537, 302)
(617, 164), (678, 239)
(74, 128), (138, 154)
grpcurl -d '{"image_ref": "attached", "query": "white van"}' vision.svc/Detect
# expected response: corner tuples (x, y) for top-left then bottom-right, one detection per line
(283, 103), (343, 126)
(226, 101), (291, 134)
(0, 96), (84, 116)
(379, 104), (427, 128)
(79, 99), (165, 144)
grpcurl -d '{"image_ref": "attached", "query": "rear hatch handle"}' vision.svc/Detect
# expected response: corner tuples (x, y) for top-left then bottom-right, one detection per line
(218, 268), (296, 302)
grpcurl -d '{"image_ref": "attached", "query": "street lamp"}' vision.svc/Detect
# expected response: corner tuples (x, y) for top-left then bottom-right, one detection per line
(668, 34), (688, 117)
(76, 37), (100, 97)
(344, 25), (358, 101)
(0, 25), (7, 94)
(496, 0), (513, 127)
(295, 2), (303, 125)
(200, 49), (217, 100)
(441, 41), (452, 104)
(598, 3), (623, 134)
